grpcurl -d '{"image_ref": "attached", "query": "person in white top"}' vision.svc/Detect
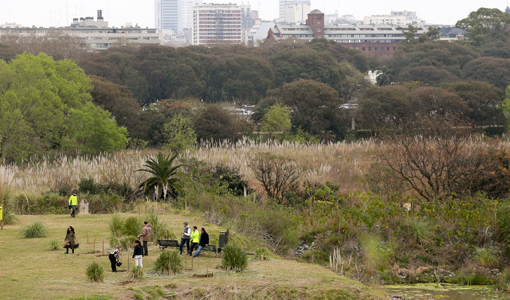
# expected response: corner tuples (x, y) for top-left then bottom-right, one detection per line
(179, 222), (191, 255)
(109, 247), (122, 272)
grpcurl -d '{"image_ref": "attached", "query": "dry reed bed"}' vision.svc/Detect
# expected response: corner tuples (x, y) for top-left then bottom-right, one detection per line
(6, 138), (506, 196)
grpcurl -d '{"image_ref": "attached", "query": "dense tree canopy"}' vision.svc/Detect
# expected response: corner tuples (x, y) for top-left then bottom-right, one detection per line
(0, 53), (128, 161)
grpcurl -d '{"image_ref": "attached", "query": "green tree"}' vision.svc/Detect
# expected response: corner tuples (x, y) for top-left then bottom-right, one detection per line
(0, 52), (128, 161)
(138, 152), (185, 201)
(260, 104), (292, 135)
(194, 105), (246, 142)
(397, 66), (459, 86)
(456, 8), (510, 46)
(376, 66), (394, 86)
(162, 113), (197, 153)
(462, 57), (510, 89)
(277, 79), (344, 138)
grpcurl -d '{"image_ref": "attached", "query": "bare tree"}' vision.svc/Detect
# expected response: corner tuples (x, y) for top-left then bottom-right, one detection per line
(376, 118), (509, 201)
(251, 153), (301, 202)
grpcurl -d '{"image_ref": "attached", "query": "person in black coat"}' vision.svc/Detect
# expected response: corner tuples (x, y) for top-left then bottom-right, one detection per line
(133, 240), (144, 268)
(193, 228), (209, 257)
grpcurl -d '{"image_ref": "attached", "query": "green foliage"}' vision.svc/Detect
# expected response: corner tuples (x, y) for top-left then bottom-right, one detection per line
(21, 221), (46, 238)
(153, 250), (183, 275)
(475, 247), (500, 268)
(86, 261), (105, 282)
(143, 209), (167, 242)
(138, 152), (184, 201)
(162, 113), (196, 153)
(119, 235), (138, 250)
(456, 8), (510, 46)
(123, 216), (142, 237)
(49, 239), (60, 251)
(131, 266), (144, 279)
(405, 219), (434, 245)
(359, 234), (393, 272)
(254, 247), (272, 261)
(133, 293), (143, 300)
(108, 215), (125, 238)
(260, 104), (292, 134)
(221, 243), (248, 272)
(0, 53), (127, 162)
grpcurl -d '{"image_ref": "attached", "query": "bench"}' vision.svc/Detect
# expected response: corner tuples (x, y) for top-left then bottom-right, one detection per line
(157, 239), (179, 251)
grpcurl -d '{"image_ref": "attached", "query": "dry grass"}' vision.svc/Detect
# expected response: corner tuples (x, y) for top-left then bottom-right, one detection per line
(0, 211), (386, 300)
(4, 140), (381, 196)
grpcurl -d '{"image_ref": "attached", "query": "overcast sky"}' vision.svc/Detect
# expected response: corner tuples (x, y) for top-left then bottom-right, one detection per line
(0, 0), (508, 28)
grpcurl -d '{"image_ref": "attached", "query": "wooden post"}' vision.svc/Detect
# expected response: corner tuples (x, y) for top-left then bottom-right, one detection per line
(93, 238), (96, 253)
(87, 230), (89, 244)
(207, 260), (209, 277)
(128, 256), (131, 282)
(168, 256), (171, 276)
(102, 240), (104, 255)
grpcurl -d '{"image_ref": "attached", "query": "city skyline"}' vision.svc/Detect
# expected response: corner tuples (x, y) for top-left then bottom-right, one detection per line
(1, 0), (509, 28)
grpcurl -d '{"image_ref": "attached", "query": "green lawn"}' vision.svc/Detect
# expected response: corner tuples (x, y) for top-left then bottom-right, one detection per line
(0, 212), (386, 300)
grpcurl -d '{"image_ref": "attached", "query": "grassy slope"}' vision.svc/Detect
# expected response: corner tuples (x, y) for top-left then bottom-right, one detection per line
(0, 213), (386, 300)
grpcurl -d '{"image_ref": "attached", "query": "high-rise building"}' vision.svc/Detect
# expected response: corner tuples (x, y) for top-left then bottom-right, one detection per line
(279, 0), (310, 22)
(192, 4), (242, 45)
(155, 0), (202, 32)
(285, 2), (311, 23)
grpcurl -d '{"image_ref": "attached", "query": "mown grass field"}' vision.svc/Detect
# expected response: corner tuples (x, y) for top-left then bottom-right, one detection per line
(0, 212), (386, 300)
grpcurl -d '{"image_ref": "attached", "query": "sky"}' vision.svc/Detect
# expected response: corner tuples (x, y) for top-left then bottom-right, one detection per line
(0, 0), (509, 28)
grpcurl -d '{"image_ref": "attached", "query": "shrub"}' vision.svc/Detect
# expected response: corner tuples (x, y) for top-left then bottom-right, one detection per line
(123, 216), (142, 237)
(131, 266), (144, 279)
(144, 209), (166, 242)
(475, 247), (499, 268)
(133, 293), (143, 300)
(221, 244), (248, 272)
(86, 261), (105, 282)
(254, 247), (271, 261)
(120, 235), (138, 250)
(153, 250), (183, 275)
(109, 236), (121, 248)
(108, 215), (124, 237)
(406, 219), (434, 245)
(21, 221), (46, 238)
(155, 228), (177, 240)
(49, 239), (60, 251)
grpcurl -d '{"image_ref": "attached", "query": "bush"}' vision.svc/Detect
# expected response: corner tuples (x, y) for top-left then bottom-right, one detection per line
(254, 247), (271, 261)
(123, 216), (142, 237)
(131, 266), (143, 279)
(133, 293), (143, 300)
(144, 209), (167, 242)
(406, 219), (434, 245)
(475, 247), (499, 268)
(221, 244), (248, 272)
(21, 221), (46, 238)
(86, 261), (105, 282)
(49, 239), (60, 251)
(108, 215), (125, 238)
(153, 250), (183, 275)
(119, 235), (138, 250)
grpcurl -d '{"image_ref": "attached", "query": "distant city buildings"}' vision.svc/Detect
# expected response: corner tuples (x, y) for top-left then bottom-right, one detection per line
(191, 4), (243, 45)
(363, 11), (417, 26)
(0, 10), (162, 51)
(268, 9), (425, 56)
(279, 0), (311, 23)
(154, 0), (203, 32)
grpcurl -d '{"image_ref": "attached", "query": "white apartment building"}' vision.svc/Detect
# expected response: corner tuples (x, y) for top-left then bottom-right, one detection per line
(363, 15), (408, 26)
(0, 11), (162, 51)
(155, 0), (203, 33)
(285, 3), (311, 24)
(279, 0), (310, 22)
(192, 4), (242, 45)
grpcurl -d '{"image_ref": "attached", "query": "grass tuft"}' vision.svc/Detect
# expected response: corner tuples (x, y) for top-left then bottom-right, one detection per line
(153, 250), (183, 275)
(21, 221), (46, 238)
(131, 266), (144, 279)
(49, 239), (60, 251)
(221, 243), (248, 272)
(475, 247), (499, 268)
(86, 261), (104, 282)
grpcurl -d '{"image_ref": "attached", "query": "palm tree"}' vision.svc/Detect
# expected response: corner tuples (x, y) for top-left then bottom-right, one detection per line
(138, 152), (185, 201)
(376, 66), (394, 87)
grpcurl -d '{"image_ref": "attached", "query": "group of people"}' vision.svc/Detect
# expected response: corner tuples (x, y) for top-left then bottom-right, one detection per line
(64, 219), (210, 273)
(179, 222), (209, 258)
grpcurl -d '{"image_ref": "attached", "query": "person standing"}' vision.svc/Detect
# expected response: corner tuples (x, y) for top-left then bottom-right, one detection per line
(109, 247), (122, 272)
(64, 226), (77, 254)
(179, 222), (190, 255)
(193, 228), (209, 258)
(137, 222), (152, 256)
(132, 240), (144, 268)
(189, 226), (200, 256)
(68, 192), (78, 218)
